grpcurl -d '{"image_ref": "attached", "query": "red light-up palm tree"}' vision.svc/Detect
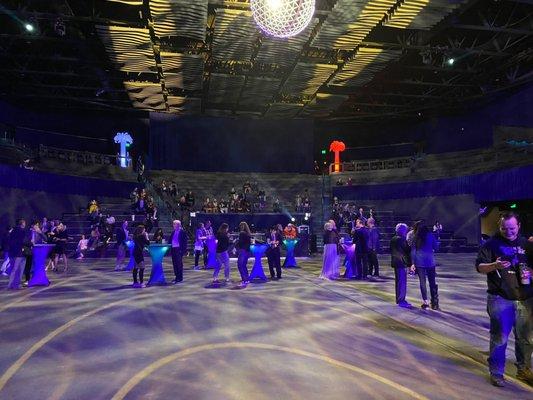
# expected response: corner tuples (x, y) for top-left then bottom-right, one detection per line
(329, 140), (346, 172)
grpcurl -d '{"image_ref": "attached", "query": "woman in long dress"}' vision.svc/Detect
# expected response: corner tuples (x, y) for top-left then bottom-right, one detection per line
(320, 222), (340, 280)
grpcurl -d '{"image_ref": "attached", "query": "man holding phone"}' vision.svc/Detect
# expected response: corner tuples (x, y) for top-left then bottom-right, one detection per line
(476, 212), (533, 387)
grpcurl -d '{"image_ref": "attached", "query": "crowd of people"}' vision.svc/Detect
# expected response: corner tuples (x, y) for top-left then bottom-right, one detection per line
(0, 217), (70, 289)
(320, 209), (442, 311)
(157, 179), (311, 214)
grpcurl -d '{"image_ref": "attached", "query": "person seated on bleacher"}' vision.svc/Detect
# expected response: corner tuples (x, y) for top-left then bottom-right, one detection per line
(212, 198), (219, 213)
(20, 158), (34, 170)
(130, 188), (139, 205)
(273, 198), (281, 213)
(88, 200), (99, 223)
(161, 180), (168, 194)
(219, 199), (228, 214)
(202, 198), (210, 213)
(88, 226), (101, 251)
(170, 183), (178, 197)
(283, 223), (297, 239)
(186, 190), (195, 209)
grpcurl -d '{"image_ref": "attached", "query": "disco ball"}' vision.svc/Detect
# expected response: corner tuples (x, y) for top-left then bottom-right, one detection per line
(251, 0), (315, 38)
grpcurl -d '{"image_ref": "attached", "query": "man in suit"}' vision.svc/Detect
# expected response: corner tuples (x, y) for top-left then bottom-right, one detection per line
(168, 220), (188, 283)
(352, 218), (369, 279)
(390, 223), (412, 308)
(267, 226), (283, 280)
(367, 218), (381, 277)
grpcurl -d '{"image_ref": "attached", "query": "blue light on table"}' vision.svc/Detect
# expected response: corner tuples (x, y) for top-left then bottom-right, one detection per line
(148, 244), (170, 286)
(282, 238), (299, 267)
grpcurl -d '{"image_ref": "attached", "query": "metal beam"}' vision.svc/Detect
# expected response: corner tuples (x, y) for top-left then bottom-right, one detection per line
(360, 41), (513, 58)
(452, 24), (533, 36)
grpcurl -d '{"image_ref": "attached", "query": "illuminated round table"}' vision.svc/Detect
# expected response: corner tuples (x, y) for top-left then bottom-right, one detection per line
(148, 244), (170, 286)
(124, 240), (135, 271)
(341, 243), (356, 279)
(249, 244), (268, 281)
(282, 239), (299, 268)
(205, 237), (218, 269)
(28, 244), (55, 287)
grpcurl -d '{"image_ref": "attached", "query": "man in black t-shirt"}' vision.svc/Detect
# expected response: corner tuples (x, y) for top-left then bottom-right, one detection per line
(476, 212), (533, 387)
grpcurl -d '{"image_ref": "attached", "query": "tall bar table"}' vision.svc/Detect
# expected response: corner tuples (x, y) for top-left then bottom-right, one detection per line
(249, 244), (268, 281)
(341, 242), (357, 279)
(148, 244), (170, 286)
(282, 239), (299, 268)
(28, 244), (55, 287)
(205, 237), (218, 269)
(124, 240), (135, 271)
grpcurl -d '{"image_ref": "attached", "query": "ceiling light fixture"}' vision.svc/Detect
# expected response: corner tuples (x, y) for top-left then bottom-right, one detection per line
(24, 23), (34, 32)
(250, 0), (315, 38)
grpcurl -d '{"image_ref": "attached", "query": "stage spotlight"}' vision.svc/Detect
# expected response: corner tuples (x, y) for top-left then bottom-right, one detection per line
(447, 58), (455, 66)
(24, 23), (34, 32)
(291, 217), (296, 222)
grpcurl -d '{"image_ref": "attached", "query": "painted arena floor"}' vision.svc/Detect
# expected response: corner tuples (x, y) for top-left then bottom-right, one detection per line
(0, 254), (532, 400)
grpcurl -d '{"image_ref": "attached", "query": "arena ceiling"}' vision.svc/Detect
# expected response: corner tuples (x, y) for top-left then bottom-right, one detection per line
(0, 0), (531, 120)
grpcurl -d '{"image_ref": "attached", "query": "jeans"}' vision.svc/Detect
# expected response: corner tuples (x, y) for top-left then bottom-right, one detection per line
(393, 267), (407, 304)
(416, 267), (437, 302)
(214, 251), (230, 280)
(8, 257), (26, 289)
(267, 247), (281, 279)
(237, 249), (250, 282)
(487, 294), (533, 376)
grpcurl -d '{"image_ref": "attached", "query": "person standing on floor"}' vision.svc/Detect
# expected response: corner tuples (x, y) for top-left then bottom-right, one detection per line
(320, 222), (340, 280)
(236, 221), (251, 286)
(213, 223), (231, 284)
(390, 223), (412, 308)
(132, 225), (150, 288)
(476, 212), (533, 387)
(411, 224), (440, 310)
(115, 220), (129, 271)
(169, 220), (188, 284)
(203, 220), (213, 269)
(352, 218), (369, 280)
(367, 218), (381, 277)
(7, 219), (30, 290)
(267, 225), (282, 280)
(194, 223), (207, 270)
(24, 221), (47, 284)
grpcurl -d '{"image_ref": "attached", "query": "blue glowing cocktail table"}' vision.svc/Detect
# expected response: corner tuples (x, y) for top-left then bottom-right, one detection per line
(124, 240), (135, 271)
(341, 243), (356, 279)
(28, 244), (55, 287)
(205, 237), (218, 269)
(249, 244), (268, 281)
(282, 239), (299, 268)
(148, 244), (170, 286)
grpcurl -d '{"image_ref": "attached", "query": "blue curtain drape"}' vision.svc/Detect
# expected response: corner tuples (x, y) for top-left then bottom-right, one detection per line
(0, 164), (137, 198)
(332, 165), (533, 202)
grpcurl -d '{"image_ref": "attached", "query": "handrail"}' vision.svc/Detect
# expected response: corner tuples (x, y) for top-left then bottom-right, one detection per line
(329, 157), (412, 174)
(38, 144), (131, 167)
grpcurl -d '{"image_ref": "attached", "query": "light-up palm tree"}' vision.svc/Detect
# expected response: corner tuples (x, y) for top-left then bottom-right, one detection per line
(114, 132), (133, 168)
(329, 140), (345, 173)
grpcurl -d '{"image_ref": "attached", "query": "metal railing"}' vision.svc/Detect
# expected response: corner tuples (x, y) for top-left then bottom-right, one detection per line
(39, 144), (131, 167)
(329, 157), (412, 174)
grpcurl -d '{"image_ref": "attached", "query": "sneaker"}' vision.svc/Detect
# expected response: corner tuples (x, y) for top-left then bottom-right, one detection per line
(516, 368), (533, 386)
(1, 272), (7, 276)
(431, 304), (441, 311)
(132, 282), (141, 288)
(140, 283), (146, 288)
(421, 303), (430, 310)
(490, 374), (506, 387)
(193, 266), (201, 271)
(398, 301), (412, 309)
